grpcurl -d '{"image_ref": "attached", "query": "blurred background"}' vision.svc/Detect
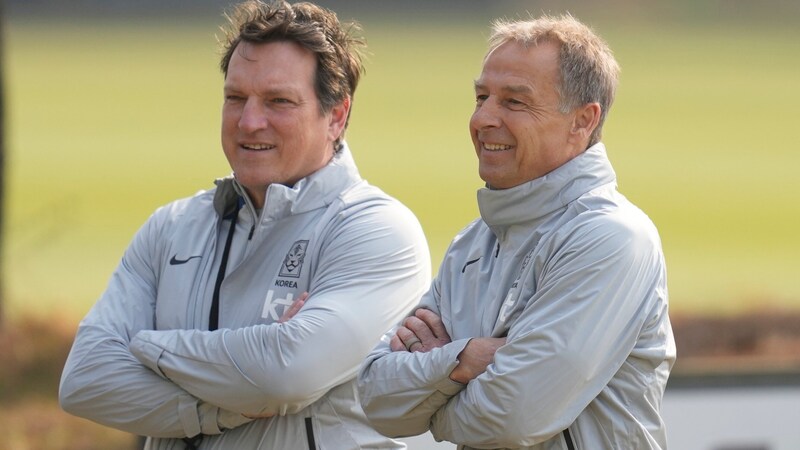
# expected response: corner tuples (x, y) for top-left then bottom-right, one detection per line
(1, 0), (799, 448)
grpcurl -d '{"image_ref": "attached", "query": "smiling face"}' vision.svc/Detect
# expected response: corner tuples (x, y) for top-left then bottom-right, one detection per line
(470, 41), (588, 189)
(221, 40), (349, 208)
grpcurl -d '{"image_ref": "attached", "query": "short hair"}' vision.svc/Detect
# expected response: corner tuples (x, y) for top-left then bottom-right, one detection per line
(219, 0), (365, 145)
(488, 14), (620, 147)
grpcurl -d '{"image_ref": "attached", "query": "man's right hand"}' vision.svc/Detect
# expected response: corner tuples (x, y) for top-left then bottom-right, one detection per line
(448, 337), (506, 384)
(279, 292), (309, 323)
(390, 308), (451, 353)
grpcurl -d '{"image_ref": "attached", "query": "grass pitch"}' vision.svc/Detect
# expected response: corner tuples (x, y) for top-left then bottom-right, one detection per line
(4, 19), (800, 318)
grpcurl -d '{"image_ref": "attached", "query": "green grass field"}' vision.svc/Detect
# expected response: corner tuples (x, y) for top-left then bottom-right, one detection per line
(4, 17), (800, 320)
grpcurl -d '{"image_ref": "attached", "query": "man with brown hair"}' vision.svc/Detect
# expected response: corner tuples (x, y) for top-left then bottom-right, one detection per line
(59, 2), (430, 448)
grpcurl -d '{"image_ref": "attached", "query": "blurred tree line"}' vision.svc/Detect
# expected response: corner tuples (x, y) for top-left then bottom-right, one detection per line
(4, 0), (800, 23)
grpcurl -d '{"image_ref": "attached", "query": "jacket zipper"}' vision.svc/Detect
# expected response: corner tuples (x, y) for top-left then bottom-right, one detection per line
(563, 428), (576, 450)
(208, 204), (240, 331)
(305, 417), (317, 450)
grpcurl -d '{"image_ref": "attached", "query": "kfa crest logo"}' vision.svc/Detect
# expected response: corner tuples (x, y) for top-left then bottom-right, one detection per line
(499, 249), (535, 323)
(280, 240), (309, 278)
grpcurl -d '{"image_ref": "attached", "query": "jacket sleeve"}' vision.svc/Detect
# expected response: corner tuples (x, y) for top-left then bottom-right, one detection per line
(428, 215), (668, 448)
(356, 282), (471, 439)
(129, 202), (432, 416)
(58, 209), (250, 438)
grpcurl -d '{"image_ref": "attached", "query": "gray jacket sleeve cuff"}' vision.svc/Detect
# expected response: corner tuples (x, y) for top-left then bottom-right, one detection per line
(130, 337), (167, 378)
(178, 394), (202, 437)
(434, 337), (472, 393)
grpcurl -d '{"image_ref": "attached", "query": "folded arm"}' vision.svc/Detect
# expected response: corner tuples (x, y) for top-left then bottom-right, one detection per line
(59, 213), (248, 438)
(130, 204), (431, 417)
(429, 218), (667, 448)
(358, 285), (481, 438)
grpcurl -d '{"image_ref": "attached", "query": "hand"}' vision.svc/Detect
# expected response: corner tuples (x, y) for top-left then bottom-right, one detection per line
(243, 292), (309, 419)
(390, 308), (451, 353)
(449, 337), (506, 384)
(279, 292), (309, 323)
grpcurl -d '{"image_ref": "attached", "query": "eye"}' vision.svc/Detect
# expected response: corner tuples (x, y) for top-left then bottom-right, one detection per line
(505, 98), (527, 110)
(475, 94), (488, 106)
(224, 94), (244, 103)
(271, 97), (296, 106)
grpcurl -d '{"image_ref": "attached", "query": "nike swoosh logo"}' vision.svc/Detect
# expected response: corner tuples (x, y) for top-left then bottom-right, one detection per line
(169, 254), (202, 265)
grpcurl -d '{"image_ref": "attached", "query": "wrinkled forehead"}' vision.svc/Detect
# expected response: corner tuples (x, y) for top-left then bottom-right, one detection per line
(477, 41), (561, 87)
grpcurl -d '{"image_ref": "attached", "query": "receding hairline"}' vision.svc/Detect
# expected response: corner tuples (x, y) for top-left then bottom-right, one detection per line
(487, 13), (589, 49)
(473, 40), (561, 97)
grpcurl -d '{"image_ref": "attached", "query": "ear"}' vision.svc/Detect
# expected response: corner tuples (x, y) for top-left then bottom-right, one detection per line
(327, 96), (351, 143)
(568, 102), (601, 145)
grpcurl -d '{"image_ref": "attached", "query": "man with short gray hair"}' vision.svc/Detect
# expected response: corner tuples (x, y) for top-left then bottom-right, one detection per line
(359, 14), (675, 449)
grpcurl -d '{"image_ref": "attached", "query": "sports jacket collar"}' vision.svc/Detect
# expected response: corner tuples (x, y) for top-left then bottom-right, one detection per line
(477, 143), (617, 234)
(213, 142), (362, 221)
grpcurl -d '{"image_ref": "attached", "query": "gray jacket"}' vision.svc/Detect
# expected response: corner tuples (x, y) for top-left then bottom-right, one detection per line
(358, 144), (675, 449)
(60, 145), (431, 449)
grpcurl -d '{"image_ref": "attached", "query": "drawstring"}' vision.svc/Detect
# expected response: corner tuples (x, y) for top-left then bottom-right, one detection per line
(183, 198), (241, 449)
(209, 198), (241, 331)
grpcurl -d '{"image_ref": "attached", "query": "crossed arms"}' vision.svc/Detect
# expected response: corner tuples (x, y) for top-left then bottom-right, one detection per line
(59, 200), (430, 438)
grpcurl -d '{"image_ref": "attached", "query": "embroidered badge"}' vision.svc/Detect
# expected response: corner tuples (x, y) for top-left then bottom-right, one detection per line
(280, 240), (309, 278)
(500, 250), (535, 322)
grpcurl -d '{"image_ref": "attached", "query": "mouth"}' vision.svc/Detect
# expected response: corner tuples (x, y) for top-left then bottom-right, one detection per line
(482, 142), (514, 152)
(241, 143), (276, 151)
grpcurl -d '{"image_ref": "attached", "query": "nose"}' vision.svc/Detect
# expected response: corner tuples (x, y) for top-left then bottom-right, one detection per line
(470, 97), (502, 131)
(238, 97), (268, 133)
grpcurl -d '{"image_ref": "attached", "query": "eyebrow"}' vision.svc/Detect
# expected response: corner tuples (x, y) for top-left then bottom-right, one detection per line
(223, 83), (299, 98)
(473, 81), (534, 95)
(504, 84), (534, 95)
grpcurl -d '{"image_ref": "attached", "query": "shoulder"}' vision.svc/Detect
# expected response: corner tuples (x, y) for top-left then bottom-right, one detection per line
(153, 187), (215, 218)
(144, 187), (217, 237)
(558, 192), (663, 264)
(314, 182), (431, 271)
(436, 217), (490, 274)
(451, 218), (487, 245)
(334, 181), (424, 231)
(308, 181), (430, 260)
